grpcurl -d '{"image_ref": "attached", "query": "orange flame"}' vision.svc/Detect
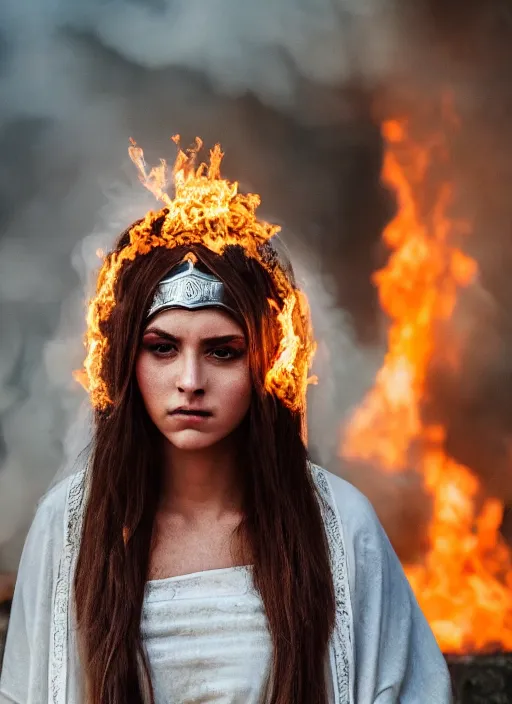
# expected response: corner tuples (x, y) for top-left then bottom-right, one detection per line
(72, 368), (90, 392)
(80, 137), (314, 413)
(264, 290), (317, 411)
(342, 118), (512, 652)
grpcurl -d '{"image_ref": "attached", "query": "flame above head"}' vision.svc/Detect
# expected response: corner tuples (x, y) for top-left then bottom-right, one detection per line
(127, 136), (278, 258)
(80, 136), (315, 414)
(342, 114), (512, 653)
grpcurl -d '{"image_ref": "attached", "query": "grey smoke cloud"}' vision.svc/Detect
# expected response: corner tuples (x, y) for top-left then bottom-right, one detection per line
(68, 0), (401, 98)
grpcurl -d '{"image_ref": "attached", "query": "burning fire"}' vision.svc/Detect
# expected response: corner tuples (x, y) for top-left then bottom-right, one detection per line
(342, 118), (512, 653)
(78, 137), (314, 413)
(265, 290), (317, 413)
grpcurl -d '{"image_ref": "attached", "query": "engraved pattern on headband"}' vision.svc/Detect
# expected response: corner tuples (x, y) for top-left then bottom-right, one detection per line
(147, 259), (233, 318)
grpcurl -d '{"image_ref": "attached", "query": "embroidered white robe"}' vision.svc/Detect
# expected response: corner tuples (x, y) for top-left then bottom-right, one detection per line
(0, 466), (452, 703)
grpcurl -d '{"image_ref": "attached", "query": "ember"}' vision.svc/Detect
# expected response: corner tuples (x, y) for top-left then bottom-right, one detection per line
(341, 116), (512, 653)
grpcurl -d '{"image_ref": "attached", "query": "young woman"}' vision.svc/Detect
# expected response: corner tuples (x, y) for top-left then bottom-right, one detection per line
(0, 143), (452, 704)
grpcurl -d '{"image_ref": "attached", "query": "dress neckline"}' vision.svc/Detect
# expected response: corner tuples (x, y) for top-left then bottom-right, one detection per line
(147, 564), (253, 586)
(144, 565), (255, 604)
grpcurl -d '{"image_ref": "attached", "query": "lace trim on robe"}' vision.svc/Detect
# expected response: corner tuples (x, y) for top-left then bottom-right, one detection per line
(48, 466), (352, 703)
(49, 469), (87, 704)
(311, 464), (352, 704)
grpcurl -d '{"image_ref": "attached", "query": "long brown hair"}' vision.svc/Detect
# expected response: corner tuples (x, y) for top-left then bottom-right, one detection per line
(74, 215), (336, 703)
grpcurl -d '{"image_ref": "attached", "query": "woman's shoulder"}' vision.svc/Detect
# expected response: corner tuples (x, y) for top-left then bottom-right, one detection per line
(10, 469), (87, 604)
(37, 471), (83, 518)
(0, 470), (87, 704)
(310, 463), (380, 536)
(310, 462), (394, 570)
(30, 469), (87, 542)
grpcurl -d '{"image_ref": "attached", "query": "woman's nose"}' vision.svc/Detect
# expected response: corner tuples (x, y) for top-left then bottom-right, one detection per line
(176, 352), (205, 395)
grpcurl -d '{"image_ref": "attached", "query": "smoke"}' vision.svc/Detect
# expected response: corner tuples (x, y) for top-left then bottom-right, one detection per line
(1, 0), (512, 569)
(69, 0), (403, 99)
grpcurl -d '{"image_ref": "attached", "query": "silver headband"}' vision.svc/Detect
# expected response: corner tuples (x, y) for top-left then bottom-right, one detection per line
(147, 258), (238, 320)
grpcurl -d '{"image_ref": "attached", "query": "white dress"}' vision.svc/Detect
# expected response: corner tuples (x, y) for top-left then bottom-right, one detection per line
(0, 465), (453, 703)
(143, 566), (271, 703)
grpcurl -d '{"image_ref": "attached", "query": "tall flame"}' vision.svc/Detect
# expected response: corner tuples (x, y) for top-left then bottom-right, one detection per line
(342, 118), (512, 652)
(79, 137), (314, 414)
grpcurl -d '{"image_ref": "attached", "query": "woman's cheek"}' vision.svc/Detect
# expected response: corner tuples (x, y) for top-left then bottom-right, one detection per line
(223, 370), (252, 413)
(137, 357), (168, 411)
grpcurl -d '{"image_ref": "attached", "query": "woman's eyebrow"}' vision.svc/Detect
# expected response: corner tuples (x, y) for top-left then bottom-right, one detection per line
(143, 327), (178, 341)
(202, 335), (245, 346)
(142, 328), (245, 346)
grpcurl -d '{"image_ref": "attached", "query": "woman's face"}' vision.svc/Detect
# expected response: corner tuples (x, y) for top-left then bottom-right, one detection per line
(136, 307), (252, 452)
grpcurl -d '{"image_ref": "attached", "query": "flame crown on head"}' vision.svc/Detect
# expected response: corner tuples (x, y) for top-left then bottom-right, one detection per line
(81, 136), (315, 413)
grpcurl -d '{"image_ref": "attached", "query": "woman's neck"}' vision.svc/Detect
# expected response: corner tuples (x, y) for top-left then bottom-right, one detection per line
(160, 439), (243, 521)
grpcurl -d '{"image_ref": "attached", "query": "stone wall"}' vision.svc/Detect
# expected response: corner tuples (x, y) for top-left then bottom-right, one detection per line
(447, 653), (512, 704)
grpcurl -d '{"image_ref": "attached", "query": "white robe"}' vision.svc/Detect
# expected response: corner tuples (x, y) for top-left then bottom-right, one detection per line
(0, 465), (453, 703)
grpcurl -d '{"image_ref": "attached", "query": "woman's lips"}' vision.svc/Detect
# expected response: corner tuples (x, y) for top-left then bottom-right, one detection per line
(169, 408), (213, 420)
(171, 408), (212, 418)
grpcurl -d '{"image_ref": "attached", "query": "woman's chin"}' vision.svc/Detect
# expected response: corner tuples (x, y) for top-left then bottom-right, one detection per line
(164, 428), (221, 452)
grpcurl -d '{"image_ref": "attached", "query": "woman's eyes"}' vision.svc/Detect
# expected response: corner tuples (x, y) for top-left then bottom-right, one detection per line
(144, 342), (244, 360)
(207, 347), (244, 361)
(147, 343), (177, 355)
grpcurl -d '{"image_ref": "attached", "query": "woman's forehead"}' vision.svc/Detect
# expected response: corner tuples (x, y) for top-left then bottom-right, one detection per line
(145, 307), (245, 338)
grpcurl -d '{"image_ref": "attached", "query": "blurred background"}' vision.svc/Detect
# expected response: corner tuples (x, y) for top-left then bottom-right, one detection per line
(1, 0), (512, 693)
